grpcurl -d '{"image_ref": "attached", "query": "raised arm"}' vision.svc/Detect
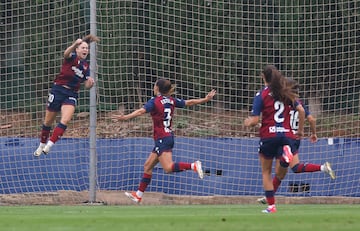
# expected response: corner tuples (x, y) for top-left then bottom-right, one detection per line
(64, 39), (83, 58)
(185, 89), (216, 106)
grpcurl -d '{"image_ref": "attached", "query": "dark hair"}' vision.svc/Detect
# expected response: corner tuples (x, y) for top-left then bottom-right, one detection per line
(287, 78), (300, 95)
(82, 34), (100, 44)
(156, 78), (175, 96)
(262, 65), (298, 104)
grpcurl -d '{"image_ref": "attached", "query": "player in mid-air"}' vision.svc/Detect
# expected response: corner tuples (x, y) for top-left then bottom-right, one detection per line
(34, 34), (99, 157)
(112, 78), (216, 203)
(257, 79), (335, 204)
(244, 65), (305, 213)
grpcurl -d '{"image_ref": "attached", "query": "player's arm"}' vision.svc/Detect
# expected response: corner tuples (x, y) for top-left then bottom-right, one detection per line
(244, 115), (260, 127)
(84, 77), (95, 89)
(64, 39), (83, 58)
(111, 108), (146, 121)
(84, 67), (94, 89)
(295, 103), (305, 138)
(83, 69), (95, 89)
(244, 91), (261, 127)
(185, 89), (216, 106)
(307, 114), (318, 143)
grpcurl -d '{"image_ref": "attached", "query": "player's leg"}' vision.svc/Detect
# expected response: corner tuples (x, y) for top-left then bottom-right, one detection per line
(259, 154), (277, 213)
(274, 159), (287, 192)
(153, 136), (204, 178)
(125, 152), (159, 203)
(257, 158), (287, 205)
(257, 138), (277, 212)
(290, 153), (335, 179)
(158, 150), (203, 179)
(43, 104), (75, 154)
(33, 110), (57, 157)
(259, 138), (294, 204)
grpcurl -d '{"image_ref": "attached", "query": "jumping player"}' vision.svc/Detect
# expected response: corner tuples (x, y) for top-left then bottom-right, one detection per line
(112, 78), (216, 203)
(244, 65), (305, 213)
(34, 34), (99, 157)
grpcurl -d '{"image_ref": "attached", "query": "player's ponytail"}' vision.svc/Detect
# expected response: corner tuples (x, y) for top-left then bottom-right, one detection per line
(263, 65), (298, 104)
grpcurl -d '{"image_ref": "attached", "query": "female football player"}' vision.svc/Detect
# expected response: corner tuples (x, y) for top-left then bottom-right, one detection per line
(112, 78), (216, 203)
(34, 34), (99, 156)
(244, 65), (305, 213)
(257, 79), (335, 204)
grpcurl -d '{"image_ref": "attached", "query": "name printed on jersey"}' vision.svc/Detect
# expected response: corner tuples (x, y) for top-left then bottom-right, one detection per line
(160, 98), (174, 105)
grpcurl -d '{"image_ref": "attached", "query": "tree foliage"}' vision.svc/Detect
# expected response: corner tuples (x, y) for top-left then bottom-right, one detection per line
(1, 0), (359, 114)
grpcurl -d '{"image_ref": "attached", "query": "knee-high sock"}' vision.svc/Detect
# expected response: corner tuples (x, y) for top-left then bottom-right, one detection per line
(49, 123), (67, 143)
(265, 190), (275, 205)
(292, 163), (321, 173)
(138, 173), (152, 192)
(273, 176), (282, 193)
(40, 125), (51, 143)
(172, 162), (191, 172)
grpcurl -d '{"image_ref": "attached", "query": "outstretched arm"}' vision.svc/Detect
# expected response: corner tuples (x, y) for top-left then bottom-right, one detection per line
(185, 89), (216, 106)
(111, 108), (147, 121)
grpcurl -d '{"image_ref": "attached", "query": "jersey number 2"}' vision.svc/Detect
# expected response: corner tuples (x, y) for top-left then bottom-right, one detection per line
(274, 101), (285, 123)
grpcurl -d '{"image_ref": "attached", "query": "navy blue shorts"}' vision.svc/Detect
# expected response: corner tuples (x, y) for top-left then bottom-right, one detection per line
(152, 135), (174, 155)
(259, 137), (297, 159)
(47, 85), (79, 112)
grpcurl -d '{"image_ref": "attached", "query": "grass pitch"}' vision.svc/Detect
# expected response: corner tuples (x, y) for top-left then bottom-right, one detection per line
(0, 204), (359, 231)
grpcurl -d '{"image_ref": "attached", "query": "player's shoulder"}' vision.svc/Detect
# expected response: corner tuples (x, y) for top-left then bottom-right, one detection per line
(65, 52), (77, 61)
(296, 98), (305, 105)
(256, 86), (269, 97)
(146, 96), (157, 103)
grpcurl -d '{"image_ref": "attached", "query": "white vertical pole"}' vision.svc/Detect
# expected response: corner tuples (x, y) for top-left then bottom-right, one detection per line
(89, 0), (97, 203)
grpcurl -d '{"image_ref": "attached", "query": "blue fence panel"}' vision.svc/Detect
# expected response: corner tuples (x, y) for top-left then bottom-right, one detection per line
(0, 137), (359, 196)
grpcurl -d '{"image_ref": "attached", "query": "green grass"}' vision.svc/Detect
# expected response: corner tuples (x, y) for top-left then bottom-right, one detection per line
(0, 205), (359, 231)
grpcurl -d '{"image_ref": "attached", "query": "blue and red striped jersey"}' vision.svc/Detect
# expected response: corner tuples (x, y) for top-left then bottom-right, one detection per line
(54, 52), (90, 92)
(251, 86), (297, 139)
(144, 95), (186, 140)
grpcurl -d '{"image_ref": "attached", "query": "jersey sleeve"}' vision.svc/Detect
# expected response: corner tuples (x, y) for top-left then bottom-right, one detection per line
(67, 52), (77, 60)
(251, 92), (263, 116)
(143, 97), (155, 113)
(84, 68), (91, 79)
(292, 100), (300, 109)
(174, 98), (186, 108)
(293, 100), (310, 117)
(303, 104), (311, 117)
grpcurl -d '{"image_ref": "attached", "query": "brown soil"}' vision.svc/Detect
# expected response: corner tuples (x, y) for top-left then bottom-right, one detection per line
(1, 191), (359, 206)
